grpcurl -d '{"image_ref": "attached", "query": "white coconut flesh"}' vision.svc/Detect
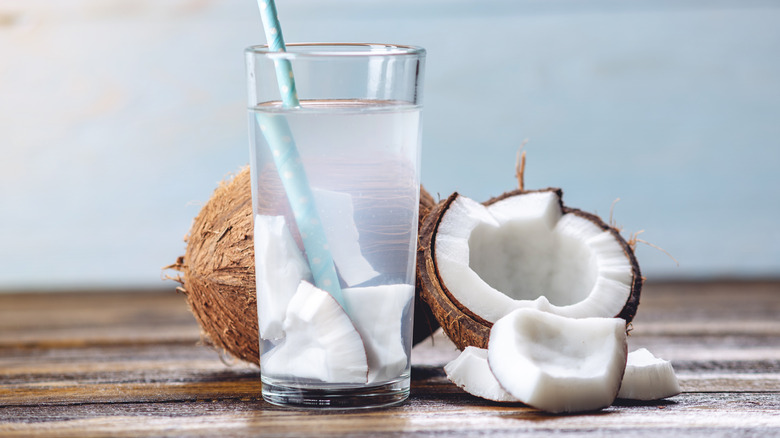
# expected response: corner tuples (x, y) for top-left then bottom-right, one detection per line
(261, 281), (368, 384)
(488, 308), (627, 414)
(312, 188), (379, 287)
(342, 284), (413, 383)
(617, 348), (681, 401)
(434, 192), (634, 322)
(444, 346), (520, 403)
(254, 215), (314, 340)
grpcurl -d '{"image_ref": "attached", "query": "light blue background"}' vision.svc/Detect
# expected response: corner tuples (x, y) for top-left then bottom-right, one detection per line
(1, 0), (778, 290)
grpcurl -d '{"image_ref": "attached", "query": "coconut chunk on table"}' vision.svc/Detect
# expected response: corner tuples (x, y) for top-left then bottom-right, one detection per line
(444, 346), (520, 403)
(618, 348), (681, 401)
(488, 308), (627, 414)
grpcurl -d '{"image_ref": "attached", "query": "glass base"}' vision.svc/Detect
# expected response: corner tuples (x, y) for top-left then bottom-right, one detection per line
(261, 376), (410, 409)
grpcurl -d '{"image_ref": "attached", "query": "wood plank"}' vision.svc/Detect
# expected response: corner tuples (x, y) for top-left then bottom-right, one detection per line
(0, 289), (200, 349)
(2, 345), (778, 406)
(630, 281), (780, 323)
(2, 281), (777, 344)
(0, 289), (192, 324)
(0, 393), (779, 438)
(2, 281), (776, 333)
(630, 320), (780, 336)
(1, 281), (779, 437)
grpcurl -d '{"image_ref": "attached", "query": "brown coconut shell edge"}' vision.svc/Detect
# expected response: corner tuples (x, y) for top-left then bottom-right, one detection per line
(417, 189), (643, 351)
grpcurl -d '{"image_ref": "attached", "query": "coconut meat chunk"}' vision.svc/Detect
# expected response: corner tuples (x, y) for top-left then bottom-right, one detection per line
(312, 188), (380, 287)
(261, 281), (368, 384)
(254, 215), (313, 340)
(444, 346), (520, 403)
(434, 192), (633, 322)
(618, 348), (681, 400)
(488, 308), (628, 414)
(342, 284), (414, 383)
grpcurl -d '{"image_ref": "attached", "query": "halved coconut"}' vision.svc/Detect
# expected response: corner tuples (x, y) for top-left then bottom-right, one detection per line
(418, 189), (641, 349)
(261, 281), (368, 384)
(444, 346), (520, 403)
(617, 348), (681, 401)
(488, 308), (628, 414)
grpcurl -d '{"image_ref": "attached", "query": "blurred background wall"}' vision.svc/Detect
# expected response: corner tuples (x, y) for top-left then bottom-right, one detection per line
(1, 0), (778, 291)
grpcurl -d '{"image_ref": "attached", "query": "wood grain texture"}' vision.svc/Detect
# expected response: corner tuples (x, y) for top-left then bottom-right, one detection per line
(1, 281), (779, 437)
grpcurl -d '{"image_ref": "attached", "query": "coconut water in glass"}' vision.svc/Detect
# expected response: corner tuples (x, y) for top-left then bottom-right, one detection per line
(245, 44), (425, 409)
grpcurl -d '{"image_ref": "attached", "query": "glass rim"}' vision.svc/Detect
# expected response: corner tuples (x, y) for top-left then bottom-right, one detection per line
(245, 43), (426, 58)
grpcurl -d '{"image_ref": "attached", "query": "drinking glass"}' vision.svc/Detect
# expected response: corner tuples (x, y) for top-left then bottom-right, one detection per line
(245, 43), (425, 408)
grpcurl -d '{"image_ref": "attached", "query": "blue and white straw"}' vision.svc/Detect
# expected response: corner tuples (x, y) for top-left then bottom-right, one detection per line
(257, 0), (299, 107)
(255, 0), (346, 310)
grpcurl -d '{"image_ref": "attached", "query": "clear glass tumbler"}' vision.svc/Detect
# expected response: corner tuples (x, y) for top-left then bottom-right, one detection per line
(245, 43), (425, 408)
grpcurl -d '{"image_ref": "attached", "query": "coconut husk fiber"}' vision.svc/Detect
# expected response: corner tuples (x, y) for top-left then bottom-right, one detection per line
(168, 166), (439, 366)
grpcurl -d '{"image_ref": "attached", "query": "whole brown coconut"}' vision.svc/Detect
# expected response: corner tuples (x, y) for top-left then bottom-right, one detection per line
(416, 157), (642, 351)
(168, 166), (439, 366)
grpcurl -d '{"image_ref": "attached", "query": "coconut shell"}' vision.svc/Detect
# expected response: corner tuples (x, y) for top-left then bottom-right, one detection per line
(168, 167), (439, 366)
(417, 189), (643, 351)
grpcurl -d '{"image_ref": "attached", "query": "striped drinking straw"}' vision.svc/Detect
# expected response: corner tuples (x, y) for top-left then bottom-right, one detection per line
(255, 0), (347, 310)
(257, 0), (299, 107)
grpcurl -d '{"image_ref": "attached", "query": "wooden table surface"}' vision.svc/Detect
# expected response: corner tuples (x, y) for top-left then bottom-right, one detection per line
(1, 281), (779, 437)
